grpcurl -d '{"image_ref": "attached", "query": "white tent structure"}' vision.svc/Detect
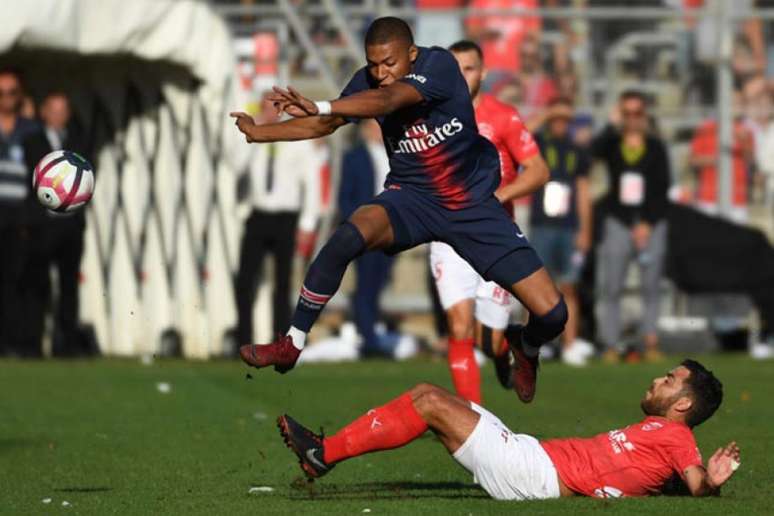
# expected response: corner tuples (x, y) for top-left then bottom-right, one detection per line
(1, 0), (250, 357)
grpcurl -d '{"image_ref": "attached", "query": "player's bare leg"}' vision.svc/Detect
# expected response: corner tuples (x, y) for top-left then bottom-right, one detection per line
(445, 300), (482, 404)
(240, 204), (394, 372)
(277, 383), (480, 479)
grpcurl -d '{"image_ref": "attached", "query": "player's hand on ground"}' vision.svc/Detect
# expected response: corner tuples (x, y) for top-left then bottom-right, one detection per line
(229, 112), (257, 142)
(269, 86), (318, 118)
(707, 441), (740, 488)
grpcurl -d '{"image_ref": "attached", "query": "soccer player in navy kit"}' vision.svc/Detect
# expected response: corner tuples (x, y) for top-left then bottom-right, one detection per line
(231, 17), (566, 402)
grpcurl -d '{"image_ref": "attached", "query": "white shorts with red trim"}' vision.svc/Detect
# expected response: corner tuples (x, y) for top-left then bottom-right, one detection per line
(429, 241), (515, 330)
(453, 403), (561, 501)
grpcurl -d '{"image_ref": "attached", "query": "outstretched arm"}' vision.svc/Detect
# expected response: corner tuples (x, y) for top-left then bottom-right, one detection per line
(494, 154), (550, 204)
(269, 83), (424, 121)
(684, 441), (740, 497)
(229, 112), (347, 143)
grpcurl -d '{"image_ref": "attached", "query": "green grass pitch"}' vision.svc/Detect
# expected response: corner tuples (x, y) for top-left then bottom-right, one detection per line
(1, 355), (771, 515)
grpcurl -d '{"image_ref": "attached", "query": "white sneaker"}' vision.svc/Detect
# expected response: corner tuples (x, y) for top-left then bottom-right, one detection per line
(573, 338), (595, 358)
(750, 342), (774, 360)
(562, 341), (588, 367)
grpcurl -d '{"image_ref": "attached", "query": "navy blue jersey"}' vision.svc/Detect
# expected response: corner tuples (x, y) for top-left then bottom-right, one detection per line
(339, 46), (500, 209)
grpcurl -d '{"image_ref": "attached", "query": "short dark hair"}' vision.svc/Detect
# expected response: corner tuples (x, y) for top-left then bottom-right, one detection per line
(680, 359), (723, 427)
(619, 89), (648, 105)
(365, 17), (413, 47)
(448, 40), (483, 60)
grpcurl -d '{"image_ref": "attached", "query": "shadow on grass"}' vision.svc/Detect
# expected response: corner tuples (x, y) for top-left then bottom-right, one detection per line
(0, 438), (47, 451)
(54, 487), (112, 493)
(288, 480), (488, 501)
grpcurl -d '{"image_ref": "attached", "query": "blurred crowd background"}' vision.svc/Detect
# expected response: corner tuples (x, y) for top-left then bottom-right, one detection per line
(1, 0), (773, 365)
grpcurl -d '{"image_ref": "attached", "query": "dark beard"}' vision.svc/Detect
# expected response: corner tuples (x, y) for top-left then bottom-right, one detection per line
(640, 392), (678, 417)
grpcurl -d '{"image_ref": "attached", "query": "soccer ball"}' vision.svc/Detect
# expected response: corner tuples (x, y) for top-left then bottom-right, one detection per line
(32, 150), (95, 212)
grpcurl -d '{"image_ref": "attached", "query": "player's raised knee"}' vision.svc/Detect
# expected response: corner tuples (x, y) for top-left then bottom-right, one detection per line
(529, 295), (568, 343)
(409, 382), (441, 400)
(410, 384), (452, 417)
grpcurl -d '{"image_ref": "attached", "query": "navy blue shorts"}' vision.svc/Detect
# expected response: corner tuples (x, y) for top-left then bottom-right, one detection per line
(371, 186), (543, 284)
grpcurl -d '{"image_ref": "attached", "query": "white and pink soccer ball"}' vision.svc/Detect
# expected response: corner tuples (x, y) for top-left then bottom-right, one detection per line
(32, 150), (95, 212)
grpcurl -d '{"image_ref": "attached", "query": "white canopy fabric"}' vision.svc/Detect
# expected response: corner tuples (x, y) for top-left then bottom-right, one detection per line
(1, 0), (251, 357)
(0, 0), (247, 167)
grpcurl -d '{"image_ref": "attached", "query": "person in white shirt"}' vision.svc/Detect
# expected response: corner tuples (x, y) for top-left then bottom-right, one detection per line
(235, 92), (323, 346)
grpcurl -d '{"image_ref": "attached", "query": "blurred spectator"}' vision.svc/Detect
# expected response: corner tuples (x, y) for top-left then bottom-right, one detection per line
(0, 68), (38, 357)
(591, 90), (671, 363)
(733, 34), (765, 90)
(414, 0), (465, 48)
(741, 75), (774, 202)
(587, 0), (660, 74)
(516, 35), (558, 123)
(531, 97), (593, 366)
(234, 92), (321, 347)
(689, 115), (755, 224)
(494, 75), (524, 108)
(339, 119), (395, 357)
(466, 0), (541, 87)
(23, 92), (89, 357)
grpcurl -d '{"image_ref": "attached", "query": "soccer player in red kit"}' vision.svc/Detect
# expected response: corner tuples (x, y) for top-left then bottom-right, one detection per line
(278, 360), (739, 501)
(430, 40), (548, 404)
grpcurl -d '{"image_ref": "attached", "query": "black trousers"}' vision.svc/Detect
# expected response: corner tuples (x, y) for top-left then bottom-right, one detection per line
(0, 213), (29, 356)
(235, 210), (299, 345)
(23, 216), (85, 357)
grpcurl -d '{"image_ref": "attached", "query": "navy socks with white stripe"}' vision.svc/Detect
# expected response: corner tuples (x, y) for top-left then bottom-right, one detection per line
(289, 222), (367, 348)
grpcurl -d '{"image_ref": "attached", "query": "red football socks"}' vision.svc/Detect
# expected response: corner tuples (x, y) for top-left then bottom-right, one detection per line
(448, 337), (481, 404)
(323, 392), (428, 464)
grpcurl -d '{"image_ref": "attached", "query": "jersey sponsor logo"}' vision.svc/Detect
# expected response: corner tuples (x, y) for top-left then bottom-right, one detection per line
(608, 429), (635, 454)
(641, 422), (663, 432)
(385, 118), (464, 155)
(404, 73), (427, 84)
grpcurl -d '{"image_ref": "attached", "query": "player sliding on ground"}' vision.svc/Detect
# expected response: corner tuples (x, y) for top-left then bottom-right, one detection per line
(431, 40), (549, 404)
(278, 360), (739, 500)
(231, 17), (562, 403)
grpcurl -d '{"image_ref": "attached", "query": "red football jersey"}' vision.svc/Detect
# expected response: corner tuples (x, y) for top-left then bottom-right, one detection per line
(474, 93), (539, 213)
(541, 416), (704, 498)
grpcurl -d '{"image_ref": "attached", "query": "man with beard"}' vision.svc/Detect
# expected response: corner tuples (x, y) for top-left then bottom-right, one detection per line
(277, 360), (738, 501)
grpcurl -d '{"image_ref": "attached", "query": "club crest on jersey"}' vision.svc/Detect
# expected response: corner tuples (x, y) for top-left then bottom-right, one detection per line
(386, 117), (464, 155)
